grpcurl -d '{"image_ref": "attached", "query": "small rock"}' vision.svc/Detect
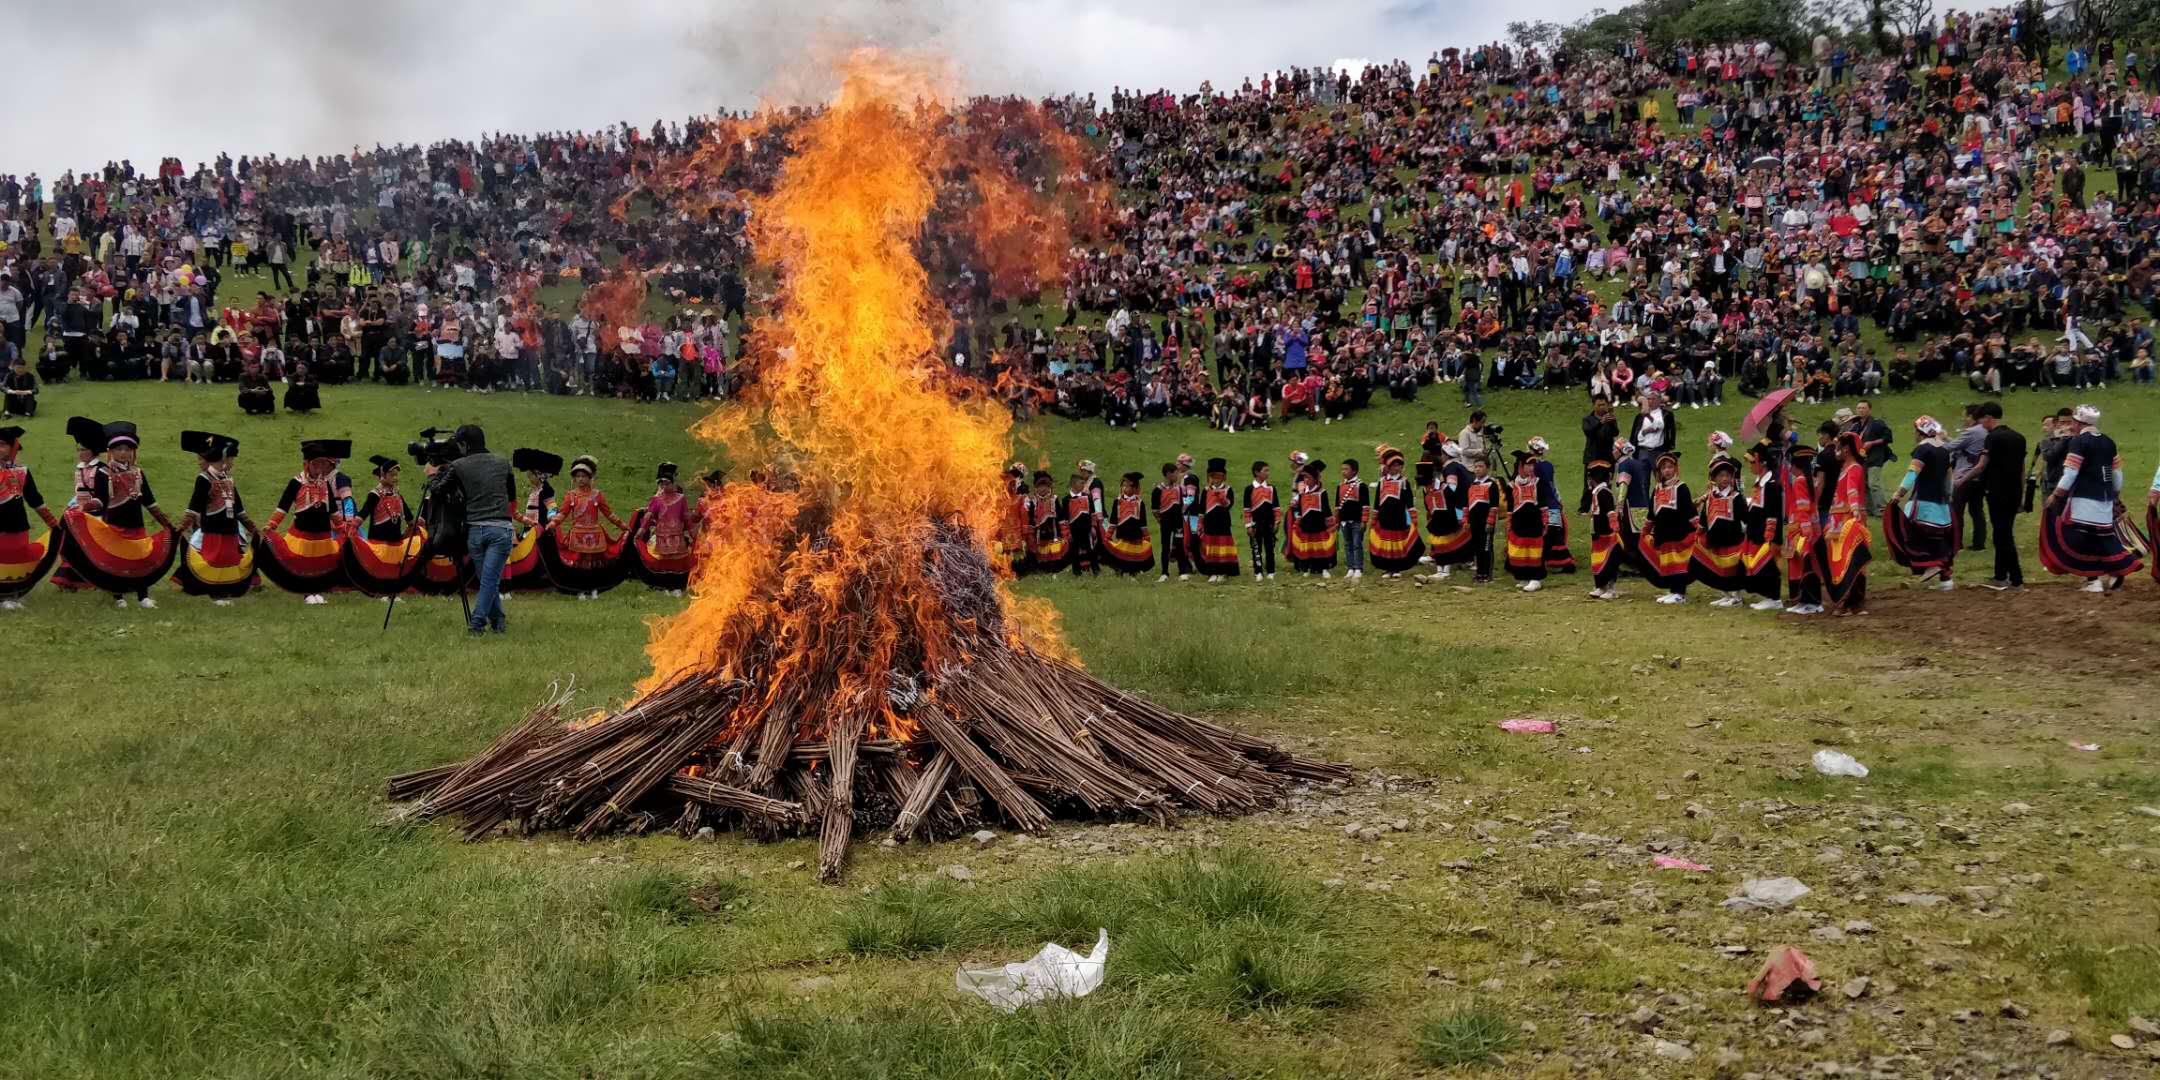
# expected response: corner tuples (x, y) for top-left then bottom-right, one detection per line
(1810, 926), (1847, 943)
(1391, 819), (1411, 832)
(971, 830), (998, 848)
(1652, 1039), (1694, 1061)
(1888, 892), (1949, 907)
(1843, 920), (1875, 935)
(1321, 877), (1346, 888)
(1937, 822), (1969, 842)
(1343, 822), (1364, 839)
(1683, 769), (1702, 781)
(1842, 977), (1871, 1000)
(2130, 1017), (2160, 1037)
(2001, 1000), (2032, 1020)
(2001, 802), (2035, 816)
(1627, 1006), (1663, 1032)
(785, 860), (806, 871)
(1713, 1047), (1744, 1068)
(1479, 977), (1506, 991)
(1424, 965), (1445, 979)
(1667, 656), (1684, 670)
(2131, 806), (2160, 819)
(695, 826), (715, 839)
(2045, 1029), (2074, 1046)
(1962, 886), (2001, 905)
(1950, 1009), (1979, 1024)
(1520, 1020), (1539, 1034)
(2111, 1034), (2138, 1050)
(1686, 802), (1712, 818)
(791, 975), (836, 995)
(939, 864), (974, 882)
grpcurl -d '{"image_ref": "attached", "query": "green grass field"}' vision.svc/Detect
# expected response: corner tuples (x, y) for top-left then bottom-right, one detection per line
(4, 376), (2159, 1078)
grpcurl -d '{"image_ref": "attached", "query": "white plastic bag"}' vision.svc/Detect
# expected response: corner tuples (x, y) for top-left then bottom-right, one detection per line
(1812, 749), (1869, 778)
(1722, 876), (1812, 910)
(955, 929), (1108, 1012)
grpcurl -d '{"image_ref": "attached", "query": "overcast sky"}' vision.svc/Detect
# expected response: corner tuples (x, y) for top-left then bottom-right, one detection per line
(10, 0), (1609, 181)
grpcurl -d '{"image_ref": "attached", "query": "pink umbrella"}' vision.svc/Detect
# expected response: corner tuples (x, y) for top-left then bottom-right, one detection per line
(1740, 387), (1797, 443)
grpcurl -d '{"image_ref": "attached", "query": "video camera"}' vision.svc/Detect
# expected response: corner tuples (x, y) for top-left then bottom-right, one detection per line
(407, 426), (465, 467)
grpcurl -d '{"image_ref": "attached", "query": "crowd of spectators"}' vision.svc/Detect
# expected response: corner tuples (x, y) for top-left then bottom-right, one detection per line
(4, 4), (2159, 427)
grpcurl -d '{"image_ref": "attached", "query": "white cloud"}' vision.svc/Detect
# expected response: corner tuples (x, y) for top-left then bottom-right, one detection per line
(9, 0), (1608, 181)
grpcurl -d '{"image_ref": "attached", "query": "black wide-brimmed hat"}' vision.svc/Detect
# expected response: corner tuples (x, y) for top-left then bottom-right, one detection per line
(513, 448), (563, 475)
(181, 430), (240, 461)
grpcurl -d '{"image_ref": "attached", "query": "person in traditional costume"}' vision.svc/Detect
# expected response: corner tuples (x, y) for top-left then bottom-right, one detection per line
(1584, 456), (1622, 600)
(504, 448), (562, 592)
(1505, 450), (1552, 591)
(1152, 461), (1191, 581)
(173, 431), (258, 603)
(1692, 455), (1750, 606)
(1366, 445), (1423, 578)
(1062, 471), (1103, 576)
(0, 425), (65, 609)
(632, 463), (695, 595)
(339, 454), (425, 599)
(1286, 457), (1337, 576)
(1525, 437), (1575, 575)
(1419, 443), (1473, 579)
(1195, 457), (1242, 581)
(1884, 416), (1959, 590)
(1820, 432), (1875, 614)
(62, 421), (180, 607)
(1178, 452), (1204, 576)
(1024, 470), (1068, 575)
(1781, 443), (1824, 614)
(1462, 451), (1501, 583)
(1244, 460), (1280, 580)
(547, 455), (631, 600)
(1740, 442), (1785, 610)
(1099, 472), (1156, 576)
(1640, 451), (1696, 604)
(48, 416), (109, 593)
(1335, 458), (1369, 579)
(2040, 405), (2141, 591)
(999, 462), (1031, 575)
(259, 438), (353, 604)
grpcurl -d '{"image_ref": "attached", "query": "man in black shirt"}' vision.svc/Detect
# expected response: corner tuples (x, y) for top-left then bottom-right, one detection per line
(1970, 401), (2028, 589)
(1579, 395), (1619, 512)
(432, 425), (517, 634)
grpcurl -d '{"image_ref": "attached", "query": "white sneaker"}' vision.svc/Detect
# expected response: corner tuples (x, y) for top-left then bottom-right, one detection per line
(670, 588), (684, 597)
(1266, 572), (1276, 580)
(1178, 574), (1190, 582)
(1521, 579), (1541, 592)
(305, 593), (326, 605)
(1656, 592), (1686, 604)
(0, 599), (19, 610)
(1321, 569), (1331, 579)
(1418, 555), (1434, 564)
(1750, 598), (1784, 611)
(1207, 575), (1221, 583)
(2083, 578), (2107, 593)
(215, 598), (233, 607)
(1710, 594), (1741, 607)
(1156, 574), (1169, 583)
(138, 597), (157, 609)
(115, 598), (129, 609)
(1931, 579), (1955, 591)
(1437, 566), (1452, 578)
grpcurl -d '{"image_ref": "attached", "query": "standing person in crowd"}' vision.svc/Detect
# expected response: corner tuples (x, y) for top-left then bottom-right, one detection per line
(1462, 450), (1500, 584)
(1821, 433), (1874, 615)
(1584, 456), (1623, 600)
(1099, 471), (1155, 576)
(1692, 455), (1749, 606)
(1884, 416), (1959, 590)
(1061, 470), (1103, 577)
(630, 463), (696, 596)
(66, 421), (179, 608)
(1630, 391), (1676, 464)
(1456, 411), (1492, 476)
(1848, 400), (1895, 515)
(1782, 444), (1823, 615)
(550, 455), (629, 601)
(257, 438), (352, 604)
(1193, 457), (1241, 581)
(1024, 470), (1068, 575)
(1335, 458), (1368, 580)
(1285, 457), (1337, 577)
(1579, 395), (1618, 511)
(1152, 460), (1190, 582)
(0, 425), (64, 609)
(1418, 446), (1472, 578)
(438, 426), (517, 633)
(2039, 405), (2140, 592)
(1526, 436), (1573, 576)
(172, 430), (256, 603)
(1243, 460), (1279, 581)
(1970, 402), (2028, 590)
(1948, 404), (1989, 553)
(1740, 443), (1785, 611)
(1504, 450), (1552, 592)
(1365, 445), (1423, 578)
(1639, 451), (1695, 604)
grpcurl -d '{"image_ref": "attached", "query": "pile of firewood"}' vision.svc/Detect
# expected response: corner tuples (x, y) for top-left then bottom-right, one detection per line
(390, 537), (1348, 880)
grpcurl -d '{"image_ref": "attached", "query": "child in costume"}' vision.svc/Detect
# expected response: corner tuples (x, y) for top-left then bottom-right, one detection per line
(174, 431), (257, 603)
(1244, 460), (1280, 580)
(1822, 432), (1875, 614)
(1640, 451), (1696, 604)
(1286, 457), (1337, 576)
(1099, 472), (1156, 575)
(1741, 442), (1785, 610)
(1024, 470), (1068, 575)
(1195, 457), (1242, 580)
(0, 425), (64, 609)
(553, 455), (630, 600)
(633, 462), (695, 595)
(1692, 454), (1750, 606)
(1062, 471), (1103, 576)
(260, 439), (353, 604)
(1365, 445), (1423, 578)
(1335, 458), (1368, 579)
(1885, 415), (1958, 590)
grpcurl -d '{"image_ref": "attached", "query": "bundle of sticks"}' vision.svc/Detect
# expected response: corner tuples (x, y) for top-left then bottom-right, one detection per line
(389, 527), (1349, 880)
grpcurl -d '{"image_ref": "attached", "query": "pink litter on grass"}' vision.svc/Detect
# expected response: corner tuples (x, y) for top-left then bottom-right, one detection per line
(1746, 946), (1822, 1004)
(1652, 856), (1712, 871)
(1499, 718), (1556, 734)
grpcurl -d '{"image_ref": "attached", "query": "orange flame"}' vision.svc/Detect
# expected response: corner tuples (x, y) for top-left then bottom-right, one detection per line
(637, 50), (1071, 727)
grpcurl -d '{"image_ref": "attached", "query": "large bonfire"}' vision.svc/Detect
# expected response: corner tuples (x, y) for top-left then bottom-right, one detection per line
(393, 52), (1347, 879)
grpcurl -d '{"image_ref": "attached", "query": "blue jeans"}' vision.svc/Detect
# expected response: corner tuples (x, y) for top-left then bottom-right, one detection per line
(1339, 522), (1366, 571)
(466, 522), (514, 632)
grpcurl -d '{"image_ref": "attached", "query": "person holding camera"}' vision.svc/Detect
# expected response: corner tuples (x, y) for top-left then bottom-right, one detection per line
(428, 425), (516, 635)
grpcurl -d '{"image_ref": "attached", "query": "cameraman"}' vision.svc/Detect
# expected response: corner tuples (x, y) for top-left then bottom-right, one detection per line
(428, 425), (517, 635)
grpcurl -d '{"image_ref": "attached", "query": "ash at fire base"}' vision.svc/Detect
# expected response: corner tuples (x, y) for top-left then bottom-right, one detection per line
(391, 52), (1348, 879)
